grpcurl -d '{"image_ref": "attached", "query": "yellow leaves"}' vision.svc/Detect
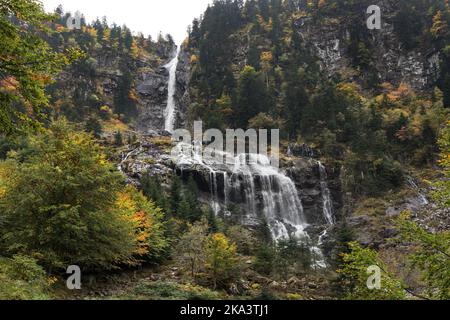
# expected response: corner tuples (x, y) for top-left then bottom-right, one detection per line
(190, 55), (199, 64)
(384, 82), (414, 102)
(431, 11), (449, 39)
(206, 233), (237, 258)
(115, 186), (165, 258)
(101, 118), (129, 134)
(336, 82), (363, 103)
(128, 88), (139, 103)
(102, 28), (111, 42)
(86, 27), (97, 38)
(55, 24), (66, 33)
(130, 41), (140, 59)
(116, 189), (137, 214)
(0, 161), (16, 199)
(410, 113), (424, 138)
(292, 11), (307, 20)
(260, 51), (273, 64)
(256, 15), (273, 32)
(30, 73), (52, 85)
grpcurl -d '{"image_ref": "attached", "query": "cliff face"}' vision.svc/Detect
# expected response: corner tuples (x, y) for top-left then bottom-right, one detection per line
(136, 60), (172, 132)
(297, 0), (441, 90)
(50, 33), (176, 133)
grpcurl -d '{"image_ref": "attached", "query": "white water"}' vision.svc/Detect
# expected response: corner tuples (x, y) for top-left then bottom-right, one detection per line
(164, 47), (180, 133)
(318, 162), (335, 225)
(172, 144), (327, 267)
(406, 175), (429, 206)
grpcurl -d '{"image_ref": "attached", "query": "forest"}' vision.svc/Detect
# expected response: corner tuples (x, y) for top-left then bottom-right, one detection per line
(0, 0), (449, 301)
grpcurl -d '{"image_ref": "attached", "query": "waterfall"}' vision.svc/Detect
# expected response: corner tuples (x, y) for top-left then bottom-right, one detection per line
(172, 145), (327, 267)
(232, 154), (308, 240)
(318, 162), (335, 226)
(406, 175), (429, 206)
(164, 47), (180, 133)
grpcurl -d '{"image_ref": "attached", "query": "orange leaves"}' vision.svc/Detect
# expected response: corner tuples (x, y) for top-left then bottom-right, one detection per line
(318, 0), (327, 8)
(0, 76), (20, 93)
(382, 82), (414, 102)
(30, 73), (52, 85)
(128, 88), (139, 103)
(132, 211), (152, 256)
(190, 55), (199, 64)
(116, 186), (164, 258)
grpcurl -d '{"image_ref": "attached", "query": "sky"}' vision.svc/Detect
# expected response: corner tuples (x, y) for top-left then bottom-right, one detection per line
(41, 0), (213, 44)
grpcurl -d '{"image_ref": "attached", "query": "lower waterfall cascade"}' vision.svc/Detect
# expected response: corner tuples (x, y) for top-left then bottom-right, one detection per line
(173, 144), (330, 268)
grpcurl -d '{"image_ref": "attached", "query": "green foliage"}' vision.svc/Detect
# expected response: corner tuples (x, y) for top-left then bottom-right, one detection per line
(254, 245), (276, 276)
(114, 67), (137, 120)
(0, 255), (50, 300)
(226, 225), (257, 255)
(132, 280), (221, 300)
(254, 236), (313, 280)
(140, 174), (169, 212)
(85, 116), (102, 138)
(274, 238), (313, 281)
(432, 121), (450, 207)
(204, 233), (240, 289)
(338, 242), (406, 300)
(116, 185), (169, 263)
(0, 0), (81, 134)
(114, 130), (123, 146)
(0, 119), (137, 270)
(175, 219), (209, 279)
(235, 66), (269, 128)
(167, 175), (202, 222)
(169, 175), (182, 216)
(396, 213), (450, 300)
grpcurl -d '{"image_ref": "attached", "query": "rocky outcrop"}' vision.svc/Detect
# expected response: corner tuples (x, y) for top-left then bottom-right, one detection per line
(135, 42), (179, 133)
(135, 66), (171, 132)
(286, 158), (343, 226)
(295, 0), (441, 90)
(119, 137), (342, 235)
(174, 44), (191, 129)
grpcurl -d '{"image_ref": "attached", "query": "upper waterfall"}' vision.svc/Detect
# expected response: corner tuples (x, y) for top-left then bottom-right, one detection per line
(164, 47), (180, 133)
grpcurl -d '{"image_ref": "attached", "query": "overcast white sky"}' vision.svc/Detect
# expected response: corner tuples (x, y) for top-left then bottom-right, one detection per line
(42, 0), (213, 44)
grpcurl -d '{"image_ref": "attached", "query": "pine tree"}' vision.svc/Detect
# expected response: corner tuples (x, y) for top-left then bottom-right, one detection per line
(85, 116), (102, 138)
(235, 66), (269, 128)
(169, 175), (183, 216)
(114, 130), (123, 146)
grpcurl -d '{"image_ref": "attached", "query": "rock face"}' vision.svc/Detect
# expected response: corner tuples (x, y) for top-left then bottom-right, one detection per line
(135, 43), (179, 133)
(286, 158), (343, 227)
(295, 0), (441, 90)
(174, 44), (191, 129)
(136, 66), (171, 131)
(53, 39), (178, 133)
(134, 43), (191, 132)
(120, 138), (342, 241)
